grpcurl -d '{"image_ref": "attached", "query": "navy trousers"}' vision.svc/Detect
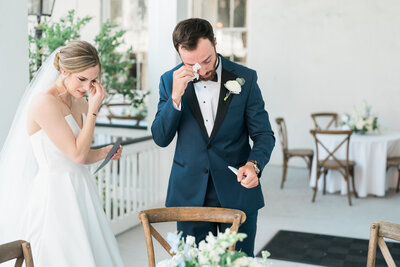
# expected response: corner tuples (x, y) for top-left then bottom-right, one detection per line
(177, 175), (258, 257)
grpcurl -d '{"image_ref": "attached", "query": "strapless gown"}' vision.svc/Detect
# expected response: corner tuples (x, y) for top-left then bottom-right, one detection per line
(22, 114), (124, 267)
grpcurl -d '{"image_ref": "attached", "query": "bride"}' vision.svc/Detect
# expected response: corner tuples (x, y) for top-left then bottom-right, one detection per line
(0, 40), (125, 266)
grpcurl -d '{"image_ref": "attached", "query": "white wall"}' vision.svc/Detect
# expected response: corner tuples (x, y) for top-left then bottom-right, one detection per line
(0, 0), (29, 149)
(51, 0), (102, 42)
(248, 0), (400, 166)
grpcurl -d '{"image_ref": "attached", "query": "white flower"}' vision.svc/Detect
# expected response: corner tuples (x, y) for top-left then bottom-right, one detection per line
(159, 228), (270, 266)
(198, 240), (207, 251)
(341, 113), (350, 123)
(356, 120), (365, 130)
(261, 250), (271, 259)
(156, 259), (178, 267)
(342, 102), (380, 134)
(166, 232), (182, 254)
(205, 232), (217, 245)
(185, 235), (195, 246)
(366, 116), (374, 126)
(234, 256), (272, 267)
(225, 80), (242, 94)
(224, 77), (245, 101)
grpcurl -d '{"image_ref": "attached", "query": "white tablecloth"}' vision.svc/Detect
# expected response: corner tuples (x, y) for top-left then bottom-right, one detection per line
(310, 132), (400, 197)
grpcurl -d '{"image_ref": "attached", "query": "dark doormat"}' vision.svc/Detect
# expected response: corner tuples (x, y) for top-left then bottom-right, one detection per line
(256, 230), (400, 267)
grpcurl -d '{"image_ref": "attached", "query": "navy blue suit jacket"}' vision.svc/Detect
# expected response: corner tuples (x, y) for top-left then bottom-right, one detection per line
(151, 55), (275, 214)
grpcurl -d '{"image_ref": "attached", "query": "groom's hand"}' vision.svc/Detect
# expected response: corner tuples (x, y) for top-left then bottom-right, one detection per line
(237, 162), (259, 189)
(172, 65), (195, 106)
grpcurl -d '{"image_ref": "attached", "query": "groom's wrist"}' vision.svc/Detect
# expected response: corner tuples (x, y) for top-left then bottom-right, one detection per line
(171, 95), (182, 109)
(247, 160), (260, 175)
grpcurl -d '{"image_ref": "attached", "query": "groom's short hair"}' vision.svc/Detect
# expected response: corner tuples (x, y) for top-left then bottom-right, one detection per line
(173, 18), (215, 52)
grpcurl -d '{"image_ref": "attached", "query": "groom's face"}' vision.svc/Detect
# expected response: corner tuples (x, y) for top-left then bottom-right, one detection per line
(178, 37), (218, 81)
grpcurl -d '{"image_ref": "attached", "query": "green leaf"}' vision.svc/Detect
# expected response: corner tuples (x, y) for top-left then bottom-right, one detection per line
(236, 77), (245, 86)
(29, 10), (147, 116)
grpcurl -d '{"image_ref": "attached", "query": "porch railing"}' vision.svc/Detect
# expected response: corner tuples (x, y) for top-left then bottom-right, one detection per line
(90, 125), (174, 235)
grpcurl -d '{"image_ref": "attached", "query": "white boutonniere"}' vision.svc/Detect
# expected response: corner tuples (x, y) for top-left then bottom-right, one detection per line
(224, 78), (245, 101)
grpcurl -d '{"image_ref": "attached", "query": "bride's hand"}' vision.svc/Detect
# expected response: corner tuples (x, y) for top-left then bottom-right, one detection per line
(111, 146), (122, 160)
(104, 145), (123, 160)
(88, 80), (105, 114)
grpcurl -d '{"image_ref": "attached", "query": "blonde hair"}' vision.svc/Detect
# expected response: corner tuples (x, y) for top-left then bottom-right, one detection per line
(54, 40), (101, 75)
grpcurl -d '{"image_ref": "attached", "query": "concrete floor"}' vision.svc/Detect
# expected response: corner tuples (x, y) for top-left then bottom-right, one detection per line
(116, 165), (400, 266)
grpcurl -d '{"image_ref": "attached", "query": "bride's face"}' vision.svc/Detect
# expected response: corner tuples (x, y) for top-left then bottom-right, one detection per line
(63, 65), (100, 98)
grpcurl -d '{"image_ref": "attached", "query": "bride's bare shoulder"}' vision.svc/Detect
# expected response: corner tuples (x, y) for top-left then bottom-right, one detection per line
(29, 91), (60, 114)
(27, 91), (63, 135)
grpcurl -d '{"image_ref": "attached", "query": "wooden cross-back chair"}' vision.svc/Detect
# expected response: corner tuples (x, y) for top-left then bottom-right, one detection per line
(386, 156), (400, 193)
(0, 240), (34, 267)
(310, 129), (358, 206)
(367, 221), (400, 267)
(311, 112), (338, 130)
(275, 118), (314, 188)
(138, 207), (246, 267)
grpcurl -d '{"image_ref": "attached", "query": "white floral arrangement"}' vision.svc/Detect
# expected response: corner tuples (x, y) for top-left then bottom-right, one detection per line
(157, 228), (271, 267)
(342, 102), (380, 134)
(122, 101), (148, 118)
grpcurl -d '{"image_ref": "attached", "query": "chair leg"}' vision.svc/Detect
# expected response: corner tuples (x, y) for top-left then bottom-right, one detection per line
(307, 155), (313, 178)
(351, 167), (358, 198)
(345, 174), (352, 206)
(312, 170), (320, 203)
(281, 157), (288, 189)
(397, 167), (400, 193)
(323, 170), (327, 195)
(22, 242), (34, 267)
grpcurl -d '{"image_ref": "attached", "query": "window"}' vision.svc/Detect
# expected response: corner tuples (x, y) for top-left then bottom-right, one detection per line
(191, 0), (247, 64)
(109, 0), (148, 92)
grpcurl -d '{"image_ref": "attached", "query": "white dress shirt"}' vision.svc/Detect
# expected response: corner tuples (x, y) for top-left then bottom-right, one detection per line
(173, 56), (222, 137)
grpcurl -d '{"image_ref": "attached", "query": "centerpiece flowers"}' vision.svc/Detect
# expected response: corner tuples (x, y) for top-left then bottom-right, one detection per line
(157, 228), (271, 267)
(341, 102), (380, 134)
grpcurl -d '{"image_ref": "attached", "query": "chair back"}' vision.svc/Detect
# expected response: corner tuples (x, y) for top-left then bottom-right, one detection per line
(367, 221), (400, 267)
(310, 130), (352, 177)
(0, 240), (34, 267)
(275, 117), (288, 152)
(138, 207), (246, 267)
(311, 112), (338, 130)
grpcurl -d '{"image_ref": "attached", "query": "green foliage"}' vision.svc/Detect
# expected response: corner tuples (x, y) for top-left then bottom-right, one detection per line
(29, 10), (91, 79)
(220, 251), (248, 264)
(29, 10), (148, 114)
(94, 21), (149, 108)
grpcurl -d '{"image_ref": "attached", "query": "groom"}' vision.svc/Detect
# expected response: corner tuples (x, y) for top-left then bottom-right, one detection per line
(151, 18), (275, 256)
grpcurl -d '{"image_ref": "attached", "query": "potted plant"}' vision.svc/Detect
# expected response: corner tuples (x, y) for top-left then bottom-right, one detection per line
(29, 10), (149, 123)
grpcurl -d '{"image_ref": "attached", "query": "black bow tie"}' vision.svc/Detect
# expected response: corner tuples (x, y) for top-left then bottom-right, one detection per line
(192, 73), (218, 83)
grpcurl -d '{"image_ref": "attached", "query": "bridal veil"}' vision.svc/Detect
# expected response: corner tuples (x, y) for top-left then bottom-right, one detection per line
(0, 49), (60, 244)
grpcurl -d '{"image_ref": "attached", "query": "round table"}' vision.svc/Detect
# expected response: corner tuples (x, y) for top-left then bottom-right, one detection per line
(310, 131), (400, 197)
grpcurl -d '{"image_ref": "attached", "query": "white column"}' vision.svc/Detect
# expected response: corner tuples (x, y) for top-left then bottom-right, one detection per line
(147, 0), (190, 133)
(0, 0), (29, 149)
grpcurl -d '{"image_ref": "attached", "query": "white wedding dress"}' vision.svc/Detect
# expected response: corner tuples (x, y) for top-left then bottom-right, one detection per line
(21, 114), (125, 267)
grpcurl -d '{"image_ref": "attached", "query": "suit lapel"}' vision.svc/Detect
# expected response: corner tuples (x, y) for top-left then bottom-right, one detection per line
(183, 81), (208, 136)
(209, 68), (237, 142)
